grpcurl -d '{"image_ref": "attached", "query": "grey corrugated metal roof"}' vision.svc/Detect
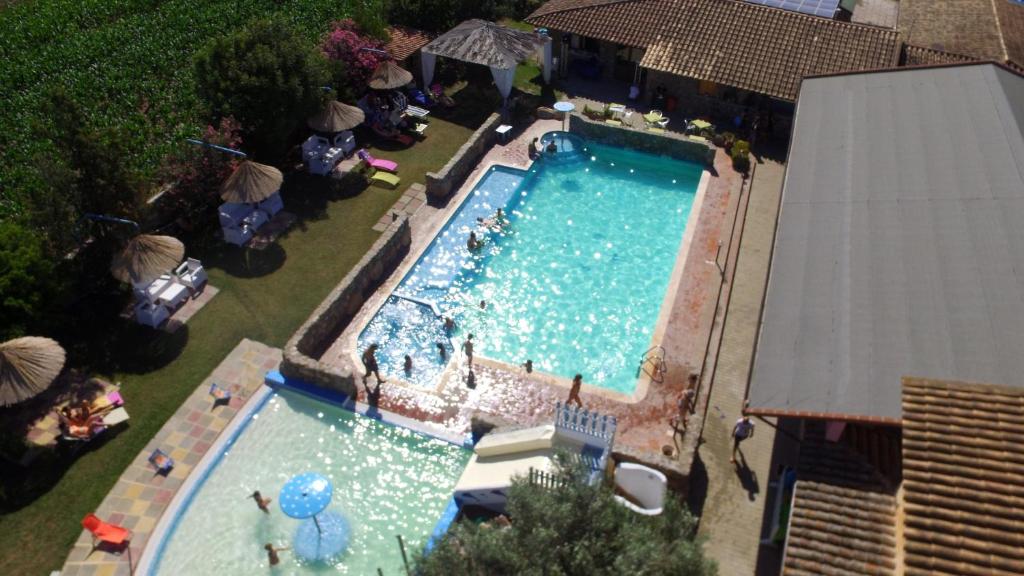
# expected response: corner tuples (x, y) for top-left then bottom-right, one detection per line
(748, 63), (1024, 421)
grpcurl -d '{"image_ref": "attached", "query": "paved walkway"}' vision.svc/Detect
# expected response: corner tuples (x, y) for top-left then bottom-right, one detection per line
(693, 155), (792, 575)
(60, 339), (281, 576)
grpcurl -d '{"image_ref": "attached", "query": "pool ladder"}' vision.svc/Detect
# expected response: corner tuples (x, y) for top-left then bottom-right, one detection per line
(639, 345), (667, 383)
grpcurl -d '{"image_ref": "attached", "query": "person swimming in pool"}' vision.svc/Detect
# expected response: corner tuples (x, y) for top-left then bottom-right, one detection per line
(264, 543), (290, 566)
(251, 490), (272, 513)
(467, 231), (481, 251)
(403, 354), (413, 375)
(546, 140), (558, 154)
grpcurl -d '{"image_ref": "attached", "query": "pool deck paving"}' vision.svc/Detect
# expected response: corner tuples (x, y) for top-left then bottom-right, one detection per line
(322, 118), (747, 466)
(691, 154), (800, 575)
(60, 339), (281, 576)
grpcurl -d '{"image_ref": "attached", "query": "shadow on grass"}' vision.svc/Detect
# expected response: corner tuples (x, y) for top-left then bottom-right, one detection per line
(203, 243), (287, 279)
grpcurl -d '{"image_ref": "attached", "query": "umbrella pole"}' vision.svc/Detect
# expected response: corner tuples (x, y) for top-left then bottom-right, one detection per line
(313, 514), (322, 534)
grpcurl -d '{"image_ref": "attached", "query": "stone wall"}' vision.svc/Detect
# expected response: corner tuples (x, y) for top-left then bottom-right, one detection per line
(569, 113), (716, 166)
(425, 113), (504, 200)
(280, 216), (413, 397)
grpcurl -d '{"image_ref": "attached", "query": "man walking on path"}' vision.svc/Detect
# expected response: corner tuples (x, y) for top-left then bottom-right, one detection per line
(462, 334), (475, 366)
(361, 343), (385, 389)
(730, 415), (755, 464)
(567, 374), (584, 407)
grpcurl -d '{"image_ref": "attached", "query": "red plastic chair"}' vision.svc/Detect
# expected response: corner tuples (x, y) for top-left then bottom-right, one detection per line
(82, 513), (132, 548)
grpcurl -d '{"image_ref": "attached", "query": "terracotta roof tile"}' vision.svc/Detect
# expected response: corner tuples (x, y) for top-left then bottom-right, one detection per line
(527, 0), (900, 100)
(386, 26), (434, 61)
(783, 424), (898, 575)
(901, 44), (977, 66)
(898, 0), (1024, 64)
(901, 377), (1024, 576)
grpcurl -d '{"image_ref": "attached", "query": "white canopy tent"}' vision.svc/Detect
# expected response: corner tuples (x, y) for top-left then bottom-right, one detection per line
(420, 19), (551, 102)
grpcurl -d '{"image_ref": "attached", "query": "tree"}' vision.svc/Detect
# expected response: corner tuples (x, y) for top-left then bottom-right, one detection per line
(28, 88), (145, 257)
(321, 19), (389, 96)
(158, 116), (243, 230)
(0, 222), (61, 341)
(194, 18), (330, 160)
(416, 465), (717, 575)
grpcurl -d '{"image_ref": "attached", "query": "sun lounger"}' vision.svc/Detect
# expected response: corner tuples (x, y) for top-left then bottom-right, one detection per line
(82, 514), (132, 549)
(149, 448), (174, 473)
(605, 119), (623, 126)
(406, 105), (430, 118)
(357, 149), (398, 173)
(102, 407), (130, 427)
(370, 170), (401, 189)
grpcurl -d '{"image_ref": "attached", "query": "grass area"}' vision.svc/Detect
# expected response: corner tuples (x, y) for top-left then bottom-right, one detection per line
(0, 111), (486, 576)
(0, 0), (350, 218)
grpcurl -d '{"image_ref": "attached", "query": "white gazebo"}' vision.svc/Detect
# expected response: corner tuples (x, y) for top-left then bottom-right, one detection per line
(420, 19), (552, 104)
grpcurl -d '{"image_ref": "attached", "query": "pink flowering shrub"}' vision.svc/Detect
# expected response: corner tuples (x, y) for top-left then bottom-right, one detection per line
(321, 19), (387, 93)
(158, 116), (243, 227)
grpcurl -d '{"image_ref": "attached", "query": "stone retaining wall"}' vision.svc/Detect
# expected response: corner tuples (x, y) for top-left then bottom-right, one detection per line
(569, 114), (716, 166)
(425, 113), (504, 200)
(280, 216), (412, 397)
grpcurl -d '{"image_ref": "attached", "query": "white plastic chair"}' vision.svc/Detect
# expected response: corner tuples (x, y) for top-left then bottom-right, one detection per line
(223, 225), (253, 247)
(174, 258), (207, 292)
(259, 193), (283, 218)
(135, 300), (170, 328)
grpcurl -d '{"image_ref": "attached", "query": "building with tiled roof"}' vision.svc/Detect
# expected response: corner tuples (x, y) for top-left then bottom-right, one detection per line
(780, 378), (1024, 576)
(526, 0), (899, 101)
(900, 43), (976, 67)
(898, 0), (1024, 66)
(385, 25), (434, 62)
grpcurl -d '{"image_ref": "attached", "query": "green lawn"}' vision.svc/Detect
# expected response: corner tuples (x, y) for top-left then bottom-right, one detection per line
(0, 113), (484, 576)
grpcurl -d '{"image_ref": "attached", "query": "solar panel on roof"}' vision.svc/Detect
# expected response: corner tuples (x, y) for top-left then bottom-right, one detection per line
(745, 0), (841, 18)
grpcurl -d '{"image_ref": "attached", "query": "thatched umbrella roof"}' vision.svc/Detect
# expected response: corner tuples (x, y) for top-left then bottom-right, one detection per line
(0, 337), (66, 406)
(110, 234), (185, 286)
(368, 60), (413, 90)
(423, 19), (544, 70)
(220, 160), (283, 203)
(307, 100), (365, 133)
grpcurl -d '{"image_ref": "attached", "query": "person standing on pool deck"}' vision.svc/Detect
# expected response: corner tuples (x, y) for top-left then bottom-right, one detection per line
(731, 415), (755, 464)
(250, 490), (272, 513)
(528, 137), (540, 160)
(361, 343), (385, 388)
(462, 334), (474, 366)
(567, 374), (584, 407)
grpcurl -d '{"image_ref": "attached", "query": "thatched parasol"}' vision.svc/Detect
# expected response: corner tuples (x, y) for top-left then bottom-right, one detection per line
(220, 160), (283, 204)
(422, 19), (544, 70)
(368, 60), (413, 90)
(307, 100), (365, 133)
(0, 337), (66, 406)
(110, 234), (185, 286)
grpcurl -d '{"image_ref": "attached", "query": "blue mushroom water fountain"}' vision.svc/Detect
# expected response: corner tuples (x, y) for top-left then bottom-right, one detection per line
(279, 472), (350, 562)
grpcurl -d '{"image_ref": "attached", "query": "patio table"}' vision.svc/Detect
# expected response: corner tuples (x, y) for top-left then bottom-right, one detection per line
(157, 282), (189, 309)
(691, 119), (712, 130)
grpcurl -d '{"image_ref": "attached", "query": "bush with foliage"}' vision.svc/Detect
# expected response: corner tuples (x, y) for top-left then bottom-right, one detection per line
(194, 18), (330, 160)
(0, 222), (61, 342)
(157, 117), (243, 230)
(321, 19), (389, 95)
(731, 139), (751, 173)
(416, 465), (717, 575)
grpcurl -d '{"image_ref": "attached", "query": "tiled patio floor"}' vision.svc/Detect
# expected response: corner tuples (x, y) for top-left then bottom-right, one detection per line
(322, 118), (746, 462)
(60, 339), (281, 576)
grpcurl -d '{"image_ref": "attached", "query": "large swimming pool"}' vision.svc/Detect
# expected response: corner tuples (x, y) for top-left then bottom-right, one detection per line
(359, 133), (703, 393)
(149, 388), (469, 575)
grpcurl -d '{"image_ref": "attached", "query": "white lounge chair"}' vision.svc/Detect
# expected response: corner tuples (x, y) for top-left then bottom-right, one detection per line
(258, 193), (283, 218)
(174, 258), (207, 292)
(135, 300), (170, 328)
(223, 225), (253, 246)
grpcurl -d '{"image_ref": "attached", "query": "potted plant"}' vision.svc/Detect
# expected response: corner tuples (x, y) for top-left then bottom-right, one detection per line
(731, 139), (751, 173)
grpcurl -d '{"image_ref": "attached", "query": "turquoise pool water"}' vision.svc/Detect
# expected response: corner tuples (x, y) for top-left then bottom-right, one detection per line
(359, 133), (702, 393)
(151, 389), (469, 575)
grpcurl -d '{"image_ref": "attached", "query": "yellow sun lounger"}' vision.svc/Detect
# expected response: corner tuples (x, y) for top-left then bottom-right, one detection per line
(370, 170), (401, 189)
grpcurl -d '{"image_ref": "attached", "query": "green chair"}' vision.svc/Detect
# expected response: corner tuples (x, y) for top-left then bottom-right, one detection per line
(370, 170), (401, 189)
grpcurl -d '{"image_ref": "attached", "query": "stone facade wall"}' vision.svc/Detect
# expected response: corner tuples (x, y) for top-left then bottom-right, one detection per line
(425, 113), (504, 200)
(569, 113), (715, 166)
(280, 216), (413, 397)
